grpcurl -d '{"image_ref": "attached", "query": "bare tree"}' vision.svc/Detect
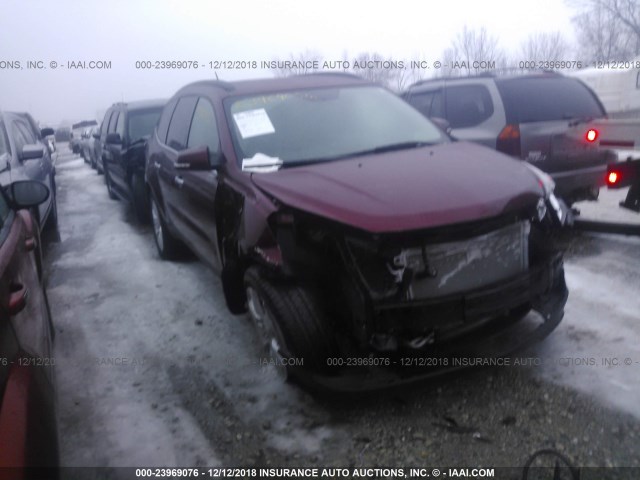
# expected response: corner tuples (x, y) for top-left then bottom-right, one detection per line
(437, 26), (506, 76)
(520, 32), (571, 61)
(569, 0), (640, 61)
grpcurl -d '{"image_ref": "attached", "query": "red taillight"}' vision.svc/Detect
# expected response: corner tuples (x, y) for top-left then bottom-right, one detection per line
(607, 171), (619, 186)
(496, 124), (521, 157)
(586, 129), (598, 143)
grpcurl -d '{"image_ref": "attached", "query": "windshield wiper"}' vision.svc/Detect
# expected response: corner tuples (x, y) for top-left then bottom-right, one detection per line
(280, 141), (434, 169)
(370, 141), (435, 154)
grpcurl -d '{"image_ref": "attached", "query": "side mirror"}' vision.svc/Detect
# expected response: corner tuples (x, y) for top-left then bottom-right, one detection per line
(175, 146), (222, 171)
(92, 132), (100, 139)
(106, 133), (122, 145)
(20, 144), (44, 161)
(41, 127), (54, 138)
(430, 117), (452, 135)
(5, 180), (50, 209)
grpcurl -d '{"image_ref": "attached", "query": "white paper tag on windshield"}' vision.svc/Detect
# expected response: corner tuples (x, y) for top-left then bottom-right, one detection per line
(242, 153), (283, 173)
(233, 109), (275, 139)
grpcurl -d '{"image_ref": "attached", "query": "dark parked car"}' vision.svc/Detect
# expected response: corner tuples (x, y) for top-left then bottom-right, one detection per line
(402, 72), (614, 205)
(0, 112), (58, 234)
(102, 100), (165, 221)
(146, 74), (568, 390)
(0, 179), (58, 474)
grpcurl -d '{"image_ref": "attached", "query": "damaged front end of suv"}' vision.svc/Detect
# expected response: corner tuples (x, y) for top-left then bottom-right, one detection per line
(222, 78), (569, 391)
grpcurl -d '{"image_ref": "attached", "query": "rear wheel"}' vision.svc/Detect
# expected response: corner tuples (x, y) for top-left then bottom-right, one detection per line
(150, 195), (182, 260)
(244, 266), (336, 378)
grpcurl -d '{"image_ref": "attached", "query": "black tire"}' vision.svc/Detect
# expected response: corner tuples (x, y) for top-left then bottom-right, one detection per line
(244, 266), (336, 375)
(150, 194), (182, 260)
(104, 166), (118, 200)
(131, 173), (150, 224)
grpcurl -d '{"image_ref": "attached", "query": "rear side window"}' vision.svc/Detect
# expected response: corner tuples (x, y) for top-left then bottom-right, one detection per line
(443, 85), (493, 128)
(496, 77), (606, 123)
(0, 123), (9, 156)
(156, 98), (178, 144)
(405, 90), (444, 119)
(127, 108), (163, 143)
(166, 96), (198, 151)
(0, 190), (10, 230)
(115, 112), (125, 137)
(107, 112), (119, 134)
(187, 98), (219, 154)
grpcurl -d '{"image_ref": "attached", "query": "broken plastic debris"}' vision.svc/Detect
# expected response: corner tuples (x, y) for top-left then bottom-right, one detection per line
(242, 153), (283, 173)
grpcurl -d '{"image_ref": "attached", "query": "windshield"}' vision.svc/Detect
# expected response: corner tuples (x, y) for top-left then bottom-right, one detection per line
(127, 108), (163, 143)
(226, 85), (446, 167)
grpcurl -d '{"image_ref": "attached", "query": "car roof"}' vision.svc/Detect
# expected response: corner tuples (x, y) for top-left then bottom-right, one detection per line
(177, 73), (371, 98)
(406, 71), (567, 91)
(110, 99), (167, 112)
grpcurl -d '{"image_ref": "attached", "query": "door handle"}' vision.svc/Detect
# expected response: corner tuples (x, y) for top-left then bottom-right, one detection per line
(8, 283), (28, 315)
(174, 176), (184, 187)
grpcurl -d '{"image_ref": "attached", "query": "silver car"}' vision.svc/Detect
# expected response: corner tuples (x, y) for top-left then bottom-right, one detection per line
(403, 72), (614, 205)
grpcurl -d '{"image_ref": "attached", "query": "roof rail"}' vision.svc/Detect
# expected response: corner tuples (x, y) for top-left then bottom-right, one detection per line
(407, 68), (565, 89)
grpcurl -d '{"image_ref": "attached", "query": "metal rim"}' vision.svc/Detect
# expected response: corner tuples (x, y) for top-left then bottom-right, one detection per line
(151, 199), (164, 252)
(246, 285), (288, 379)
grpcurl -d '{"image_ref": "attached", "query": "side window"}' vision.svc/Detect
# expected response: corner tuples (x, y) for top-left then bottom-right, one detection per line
(16, 121), (36, 144)
(0, 123), (9, 156)
(187, 98), (220, 154)
(166, 96), (198, 151)
(108, 112), (119, 134)
(444, 85), (494, 129)
(115, 111), (125, 137)
(100, 110), (112, 136)
(157, 98), (178, 144)
(406, 90), (444, 119)
(0, 190), (10, 230)
(11, 121), (30, 151)
(636, 72), (640, 89)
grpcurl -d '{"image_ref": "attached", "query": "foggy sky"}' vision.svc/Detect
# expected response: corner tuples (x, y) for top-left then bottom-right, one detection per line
(0, 0), (577, 126)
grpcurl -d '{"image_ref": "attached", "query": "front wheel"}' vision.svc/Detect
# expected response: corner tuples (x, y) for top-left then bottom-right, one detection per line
(244, 267), (336, 378)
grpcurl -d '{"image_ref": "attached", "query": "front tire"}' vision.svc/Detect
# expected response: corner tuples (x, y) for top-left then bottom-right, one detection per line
(244, 266), (336, 377)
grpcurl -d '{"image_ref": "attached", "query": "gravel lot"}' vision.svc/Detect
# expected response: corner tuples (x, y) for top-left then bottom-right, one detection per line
(47, 144), (640, 476)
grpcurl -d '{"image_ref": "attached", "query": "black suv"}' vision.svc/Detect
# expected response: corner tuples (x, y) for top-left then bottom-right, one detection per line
(403, 72), (614, 205)
(101, 100), (165, 222)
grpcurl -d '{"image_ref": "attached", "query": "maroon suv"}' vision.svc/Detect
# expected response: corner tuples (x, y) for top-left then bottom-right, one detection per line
(145, 74), (568, 390)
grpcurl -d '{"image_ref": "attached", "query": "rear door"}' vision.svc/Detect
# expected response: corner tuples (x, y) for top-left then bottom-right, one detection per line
(157, 96), (198, 231)
(103, 110), (120, 176)
(0, 195), (56, 468)
(175, 97), (222, 270)
(107, 111), (128, 193)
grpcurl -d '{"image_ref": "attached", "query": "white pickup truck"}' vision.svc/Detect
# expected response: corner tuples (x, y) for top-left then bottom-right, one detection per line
(568, 66), (640, 213)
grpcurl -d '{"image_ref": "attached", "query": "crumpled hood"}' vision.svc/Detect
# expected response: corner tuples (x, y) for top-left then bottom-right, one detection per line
(251, 142), (544, 233)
